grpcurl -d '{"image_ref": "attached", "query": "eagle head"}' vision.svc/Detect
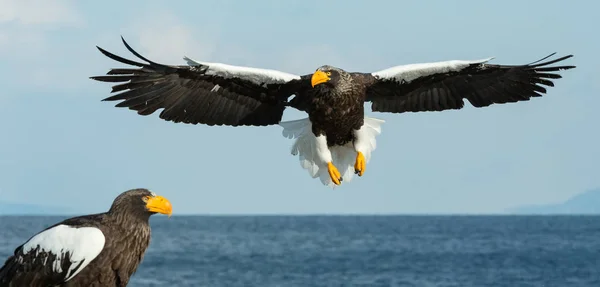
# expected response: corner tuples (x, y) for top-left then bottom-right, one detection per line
(109, 188), (173, 218)
(311, 65), (347, 88)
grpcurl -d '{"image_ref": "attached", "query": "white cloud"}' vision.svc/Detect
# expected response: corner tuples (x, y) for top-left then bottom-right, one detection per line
(0, 0), (81, 25)
(0, 0), (82, 55)
(0, 0), (84, 95)
(123, 12), (218, 65)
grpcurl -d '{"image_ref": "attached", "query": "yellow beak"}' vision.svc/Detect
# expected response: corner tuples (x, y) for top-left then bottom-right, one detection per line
(311, 70), (330, 87)
(145, 195), (173, 217)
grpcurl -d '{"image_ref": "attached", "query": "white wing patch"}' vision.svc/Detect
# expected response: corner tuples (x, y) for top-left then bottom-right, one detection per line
(21, 225), (105, 282)
(371, 58), (494, 84)
(279, 117), (385, 188)
(183, 56), (301, 86)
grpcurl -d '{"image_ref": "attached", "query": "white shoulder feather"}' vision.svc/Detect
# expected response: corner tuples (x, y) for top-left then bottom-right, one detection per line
(183, 57), (301, 86)
(371, 57), (494, 84)
(21, 224), (106, 282)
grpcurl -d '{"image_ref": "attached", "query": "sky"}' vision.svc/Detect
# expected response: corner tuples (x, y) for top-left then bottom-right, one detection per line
(0, 0), (598, 215)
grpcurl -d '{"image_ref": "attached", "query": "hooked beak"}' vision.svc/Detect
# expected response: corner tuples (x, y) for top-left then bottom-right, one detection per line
(145, 195), (173, 217)
(311, 70), (330, 87)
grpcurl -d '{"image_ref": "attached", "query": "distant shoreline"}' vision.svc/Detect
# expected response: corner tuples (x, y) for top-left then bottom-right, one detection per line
(3, 188), (599, 216)
(2, 213), (599, 217)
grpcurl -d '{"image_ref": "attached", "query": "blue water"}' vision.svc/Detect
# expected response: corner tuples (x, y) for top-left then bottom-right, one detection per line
(1, 215), (599, 286)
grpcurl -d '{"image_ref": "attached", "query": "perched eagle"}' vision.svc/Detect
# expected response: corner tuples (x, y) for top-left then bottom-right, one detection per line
(91, 37), (575, 188)
(0, 188), (172, 286)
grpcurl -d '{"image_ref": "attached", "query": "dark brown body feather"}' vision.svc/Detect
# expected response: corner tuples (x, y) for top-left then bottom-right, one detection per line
(65, 215), (150, 287)
(307, 76), (372, 147)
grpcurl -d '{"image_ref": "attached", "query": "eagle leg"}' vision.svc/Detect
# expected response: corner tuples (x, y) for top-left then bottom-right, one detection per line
(354, 152), (366, 176)
(313, 133), (343, 185)
(327, 162), (343, 185)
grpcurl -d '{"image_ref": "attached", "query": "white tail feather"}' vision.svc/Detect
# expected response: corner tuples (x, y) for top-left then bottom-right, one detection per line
(279, 117), (385, 188)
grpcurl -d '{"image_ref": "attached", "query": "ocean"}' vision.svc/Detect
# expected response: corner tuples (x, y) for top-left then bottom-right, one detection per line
(0, 215), (599, 286)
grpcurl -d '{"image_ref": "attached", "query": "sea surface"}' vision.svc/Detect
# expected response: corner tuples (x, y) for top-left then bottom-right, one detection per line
(0, 215), (599, 286)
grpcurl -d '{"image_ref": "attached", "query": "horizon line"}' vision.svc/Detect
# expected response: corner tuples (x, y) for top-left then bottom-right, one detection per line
(1, 212), (599, 217)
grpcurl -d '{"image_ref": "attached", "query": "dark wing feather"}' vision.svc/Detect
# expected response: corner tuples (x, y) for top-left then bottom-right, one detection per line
(91, 37), (311, 126)
(0, 246), (78, 287)
(0, 215), (105, 287)
(364, 53), (575, 113)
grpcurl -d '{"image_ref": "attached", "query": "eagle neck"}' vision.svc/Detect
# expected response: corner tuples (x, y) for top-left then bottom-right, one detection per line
(107, 208), (151, 228)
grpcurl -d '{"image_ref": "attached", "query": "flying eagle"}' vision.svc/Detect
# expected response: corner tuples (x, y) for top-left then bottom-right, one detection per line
(91, 37), (575, 188)
(0, 188), (172, 286)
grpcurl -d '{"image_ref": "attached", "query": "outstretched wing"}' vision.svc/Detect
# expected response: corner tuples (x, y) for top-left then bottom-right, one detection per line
(91, 37), (313, 127)
(364, 53), (575, 113)
(0, 224), (105, 286)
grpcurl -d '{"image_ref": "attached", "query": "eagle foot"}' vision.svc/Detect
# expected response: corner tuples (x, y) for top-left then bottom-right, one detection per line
(327, 162), (342, 185)
(354, 152), (366, 176)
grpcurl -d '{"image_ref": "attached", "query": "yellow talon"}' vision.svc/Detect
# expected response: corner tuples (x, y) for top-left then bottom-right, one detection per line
(327, 162), (342, 185)
(354, 152), (366, 176)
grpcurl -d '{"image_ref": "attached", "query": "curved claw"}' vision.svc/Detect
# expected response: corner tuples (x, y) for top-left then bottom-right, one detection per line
(327, 162), (343, 185)
(354, 152), (366, 176)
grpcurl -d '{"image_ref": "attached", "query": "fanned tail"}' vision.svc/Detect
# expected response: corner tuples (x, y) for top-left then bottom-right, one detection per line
(279, 117), (385, 188)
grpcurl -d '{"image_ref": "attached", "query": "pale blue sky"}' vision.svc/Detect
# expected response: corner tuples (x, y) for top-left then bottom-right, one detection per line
(0, 0), (598, 214)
